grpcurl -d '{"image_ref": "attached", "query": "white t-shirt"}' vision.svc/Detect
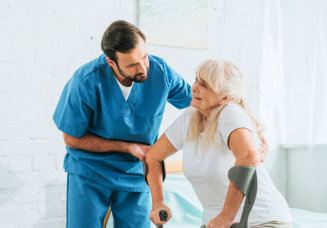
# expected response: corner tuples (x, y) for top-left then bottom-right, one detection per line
(165, 104), (291, 226)
(114, 77), (132, 100)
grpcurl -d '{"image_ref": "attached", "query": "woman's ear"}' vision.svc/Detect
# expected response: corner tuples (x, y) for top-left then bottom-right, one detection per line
(219, 96), (230, 105)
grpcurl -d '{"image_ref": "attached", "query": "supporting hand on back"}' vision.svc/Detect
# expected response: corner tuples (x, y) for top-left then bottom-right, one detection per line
(258, 134), (269, 162)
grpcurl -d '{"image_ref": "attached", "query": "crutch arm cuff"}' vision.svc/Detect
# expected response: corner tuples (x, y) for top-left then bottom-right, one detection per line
(228, 166), (256, 195)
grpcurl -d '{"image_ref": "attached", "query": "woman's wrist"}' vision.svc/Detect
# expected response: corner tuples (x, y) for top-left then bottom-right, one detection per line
(152, 200), (165, 207)
(218, 212), (234, 225)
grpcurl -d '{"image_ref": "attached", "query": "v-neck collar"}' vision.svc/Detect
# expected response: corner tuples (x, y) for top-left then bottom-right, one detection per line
(107, 66), (139, 118)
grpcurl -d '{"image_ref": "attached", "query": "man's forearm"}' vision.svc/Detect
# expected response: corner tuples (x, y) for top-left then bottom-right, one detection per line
(63, 132), (130, 153)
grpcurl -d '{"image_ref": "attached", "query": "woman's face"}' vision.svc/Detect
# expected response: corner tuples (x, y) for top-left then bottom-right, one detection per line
(191, 76), (225, 117)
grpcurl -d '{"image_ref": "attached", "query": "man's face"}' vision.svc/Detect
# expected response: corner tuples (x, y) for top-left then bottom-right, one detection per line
(114, 37), (149, 83)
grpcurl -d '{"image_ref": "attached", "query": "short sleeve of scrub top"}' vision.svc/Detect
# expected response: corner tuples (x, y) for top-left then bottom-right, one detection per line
(53, 74), (94, 138)
(162, 59), (192, 109)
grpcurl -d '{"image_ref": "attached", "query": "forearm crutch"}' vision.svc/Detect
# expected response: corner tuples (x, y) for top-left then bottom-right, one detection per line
(144, 161), (168, 228)
(228, 166), (258, 228)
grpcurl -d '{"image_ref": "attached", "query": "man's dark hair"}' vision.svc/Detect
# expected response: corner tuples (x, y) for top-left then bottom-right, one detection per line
(101, 20), (146, 63)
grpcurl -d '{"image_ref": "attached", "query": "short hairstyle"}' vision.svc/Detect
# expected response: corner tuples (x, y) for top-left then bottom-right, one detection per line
(101, 20), (146, 63)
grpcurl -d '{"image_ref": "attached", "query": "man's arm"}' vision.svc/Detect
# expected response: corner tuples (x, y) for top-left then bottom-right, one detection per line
(163, 61), (192, 109)
(63, 133), (150, 161)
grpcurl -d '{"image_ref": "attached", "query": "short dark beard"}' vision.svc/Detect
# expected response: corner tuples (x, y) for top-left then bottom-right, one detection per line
(117, 63), (148, 83)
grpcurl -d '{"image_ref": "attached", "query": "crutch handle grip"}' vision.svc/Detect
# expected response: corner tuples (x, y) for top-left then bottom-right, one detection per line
(159, 209), (168, 221)
(157, 209), (168, 228)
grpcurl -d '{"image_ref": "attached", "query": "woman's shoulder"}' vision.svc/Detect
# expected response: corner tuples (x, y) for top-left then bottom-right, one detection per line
(218, 103), (255, 132)
(218, 103), (259, 147)
(220, 103), (249, 120)
(167, 107), (195, 130)
(177, 107), (196, 126)
(184, 107), (196, 117)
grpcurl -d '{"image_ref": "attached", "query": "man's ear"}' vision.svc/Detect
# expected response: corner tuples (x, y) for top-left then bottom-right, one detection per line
(106, 57), (115, 67)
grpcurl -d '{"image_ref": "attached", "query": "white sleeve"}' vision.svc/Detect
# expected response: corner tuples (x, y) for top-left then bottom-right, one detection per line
(165, 109), (192, 150)
(218, 104), (256, 148)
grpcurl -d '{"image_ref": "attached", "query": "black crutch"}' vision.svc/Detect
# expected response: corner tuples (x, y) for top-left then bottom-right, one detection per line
(144, 160), (168, 227)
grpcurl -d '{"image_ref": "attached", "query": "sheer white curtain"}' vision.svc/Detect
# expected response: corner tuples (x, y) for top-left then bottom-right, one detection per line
(262, 0), (327, 212)
(282, 0), (327, 146)
(306, 1), (327, 145)
(283, 0), (327, 212)
(257, 0), (286, 194)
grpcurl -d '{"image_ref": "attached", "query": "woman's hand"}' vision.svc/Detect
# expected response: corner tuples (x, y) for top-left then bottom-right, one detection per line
(149, 201), (172, 226)
(207, 214), (233, 228)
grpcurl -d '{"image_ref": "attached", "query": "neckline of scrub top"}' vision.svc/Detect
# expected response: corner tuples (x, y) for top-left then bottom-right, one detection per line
(106, 65), (139, 118)
(114, 76), (133, 101)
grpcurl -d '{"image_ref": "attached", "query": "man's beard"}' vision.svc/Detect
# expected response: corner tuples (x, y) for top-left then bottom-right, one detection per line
(117, 65), (149, 83)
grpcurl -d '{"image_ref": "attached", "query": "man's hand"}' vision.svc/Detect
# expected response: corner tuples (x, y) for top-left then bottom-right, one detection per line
(127, 143), (150, 161)
(258, 134), (269, 162)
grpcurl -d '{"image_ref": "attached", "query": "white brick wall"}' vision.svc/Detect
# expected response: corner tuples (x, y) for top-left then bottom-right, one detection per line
(0, 0), (137, 227)
(0, 0), (271, 227)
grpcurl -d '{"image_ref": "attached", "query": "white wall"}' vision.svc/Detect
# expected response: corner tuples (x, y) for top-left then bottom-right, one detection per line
(0, 1), (137, 227)
(284, 145), (327, 213)
(0, 0), (302, 227)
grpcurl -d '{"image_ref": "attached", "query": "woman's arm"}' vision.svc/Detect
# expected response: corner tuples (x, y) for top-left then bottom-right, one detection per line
(207, 128), (259, 228)
(145, 133), (178, 225)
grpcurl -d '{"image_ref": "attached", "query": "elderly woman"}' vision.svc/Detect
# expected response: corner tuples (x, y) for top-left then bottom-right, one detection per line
(145, 60), (292, 228)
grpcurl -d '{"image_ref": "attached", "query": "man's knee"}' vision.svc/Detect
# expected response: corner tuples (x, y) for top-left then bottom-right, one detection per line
(111, 191), (151, 228)
(66, 173), (111, 228)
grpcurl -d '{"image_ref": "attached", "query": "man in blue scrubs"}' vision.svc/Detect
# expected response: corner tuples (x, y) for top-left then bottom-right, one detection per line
(53, 20), (192, 227)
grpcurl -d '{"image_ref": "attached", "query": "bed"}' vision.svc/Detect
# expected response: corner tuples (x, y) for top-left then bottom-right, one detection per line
(159, 173), (327, 228)
(105, 162), (327, 228)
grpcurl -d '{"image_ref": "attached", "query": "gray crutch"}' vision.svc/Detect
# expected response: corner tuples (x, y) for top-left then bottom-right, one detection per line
(144, 160), (168, 228)
(228, 166), (258, 228)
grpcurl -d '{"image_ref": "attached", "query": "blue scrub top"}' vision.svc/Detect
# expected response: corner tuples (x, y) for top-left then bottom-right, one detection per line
(53, 54), (192, 192)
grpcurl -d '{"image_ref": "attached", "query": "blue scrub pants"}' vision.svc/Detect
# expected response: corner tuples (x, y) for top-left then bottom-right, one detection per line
(66, 173), (151, 228)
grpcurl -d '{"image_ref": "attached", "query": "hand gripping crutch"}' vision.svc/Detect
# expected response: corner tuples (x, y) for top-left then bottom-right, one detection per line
(144, 161), (168, 228)
(228, 166), (258, 228)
